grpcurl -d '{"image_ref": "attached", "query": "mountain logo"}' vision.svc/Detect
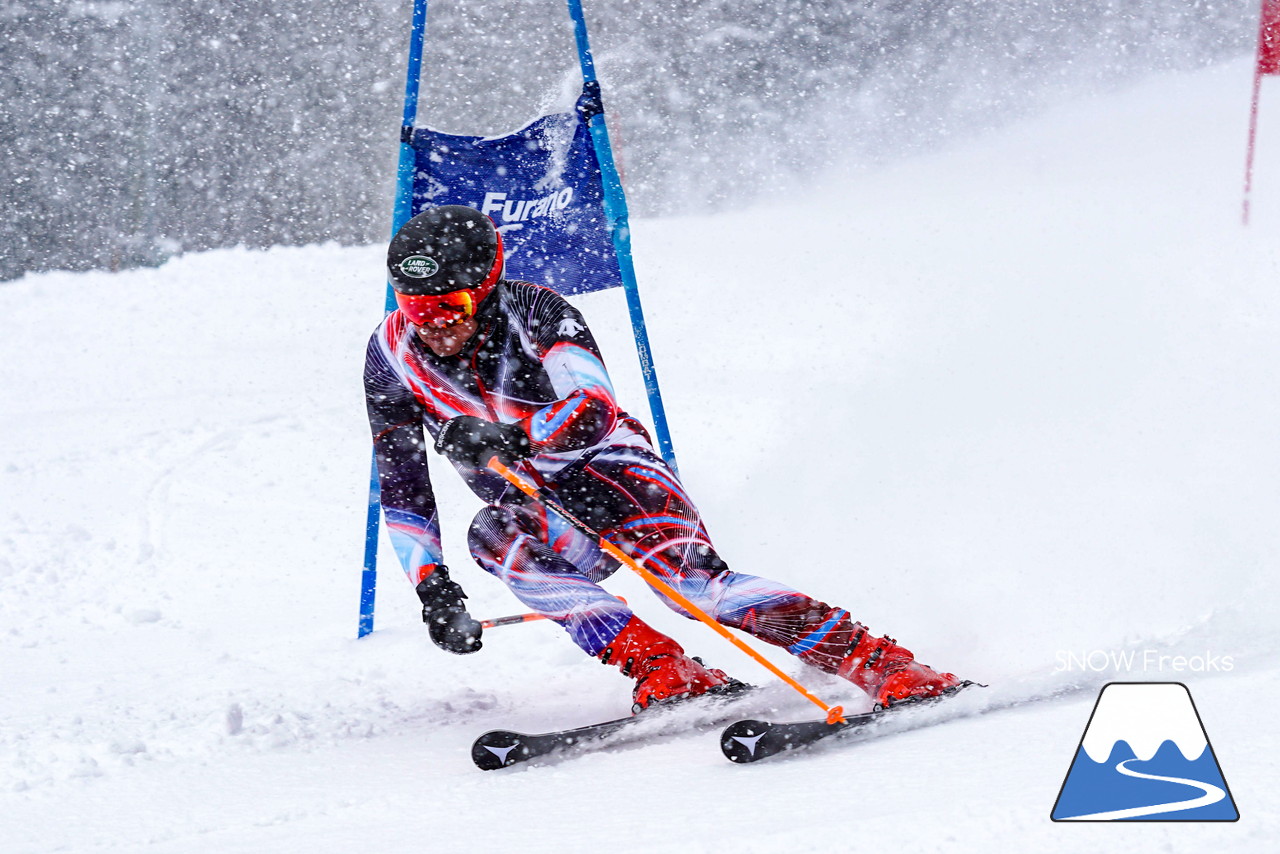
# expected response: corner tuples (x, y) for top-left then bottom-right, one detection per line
(1051, 682), (1239, 822)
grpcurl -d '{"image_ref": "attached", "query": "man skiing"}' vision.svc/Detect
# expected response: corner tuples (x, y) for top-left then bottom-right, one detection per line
(365, 204), (963, 713)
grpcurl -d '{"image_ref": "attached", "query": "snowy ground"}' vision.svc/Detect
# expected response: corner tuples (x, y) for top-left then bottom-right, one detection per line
(4, 58), (1280, 852)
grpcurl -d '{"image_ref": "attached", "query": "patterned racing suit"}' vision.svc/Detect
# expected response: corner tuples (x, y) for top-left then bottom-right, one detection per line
(364, 280), (855, 670)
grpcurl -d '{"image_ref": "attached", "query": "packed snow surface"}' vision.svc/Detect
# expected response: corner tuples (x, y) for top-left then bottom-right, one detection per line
(3, 60), (1279, 852)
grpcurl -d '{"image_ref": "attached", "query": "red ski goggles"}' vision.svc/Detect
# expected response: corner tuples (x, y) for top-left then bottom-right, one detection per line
(395, 286), (489, 329)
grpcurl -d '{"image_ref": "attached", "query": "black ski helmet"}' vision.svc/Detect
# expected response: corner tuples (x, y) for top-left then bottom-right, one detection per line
(387, 205), (504, 296)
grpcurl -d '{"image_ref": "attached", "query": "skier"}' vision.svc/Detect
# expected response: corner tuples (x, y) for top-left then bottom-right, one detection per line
(365, 205), (963, 713)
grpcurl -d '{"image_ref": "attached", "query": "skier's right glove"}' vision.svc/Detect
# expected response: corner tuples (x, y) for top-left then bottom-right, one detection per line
(415, 564), (483, 655)
(434, 415), (532, 470)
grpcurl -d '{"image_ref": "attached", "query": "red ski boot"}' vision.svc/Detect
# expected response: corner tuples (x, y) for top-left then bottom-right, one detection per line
(777, 604), (963, 707)
(599, 616), (741, 713)
(836, 623), (962, 708)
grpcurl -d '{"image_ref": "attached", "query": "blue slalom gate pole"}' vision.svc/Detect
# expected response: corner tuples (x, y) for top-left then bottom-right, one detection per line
(360, 0), (429, 639)
(565, 0), (680, 476)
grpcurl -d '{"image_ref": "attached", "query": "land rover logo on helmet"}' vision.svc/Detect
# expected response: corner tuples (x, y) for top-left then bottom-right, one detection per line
(399, 255), (439, 278)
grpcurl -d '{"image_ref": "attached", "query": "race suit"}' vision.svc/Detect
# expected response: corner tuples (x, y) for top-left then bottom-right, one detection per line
(364, 280), (853, 668)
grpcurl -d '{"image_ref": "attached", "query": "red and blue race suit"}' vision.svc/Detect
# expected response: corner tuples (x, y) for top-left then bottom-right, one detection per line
(364, 280), (855, 668)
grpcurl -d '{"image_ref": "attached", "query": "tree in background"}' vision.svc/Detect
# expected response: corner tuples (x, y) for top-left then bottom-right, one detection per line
(0, 0), (1252, 282)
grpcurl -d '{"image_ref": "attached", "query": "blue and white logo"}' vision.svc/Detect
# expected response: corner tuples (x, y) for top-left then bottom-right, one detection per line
(1051, 682), (1238, 821)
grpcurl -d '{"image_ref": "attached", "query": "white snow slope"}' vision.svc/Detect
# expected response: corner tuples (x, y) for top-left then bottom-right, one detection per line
(4, 59), (1280, 853)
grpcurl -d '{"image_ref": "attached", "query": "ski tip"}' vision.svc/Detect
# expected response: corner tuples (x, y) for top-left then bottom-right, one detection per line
(720, 719), (775, 764)
(471, 730), (530, 771)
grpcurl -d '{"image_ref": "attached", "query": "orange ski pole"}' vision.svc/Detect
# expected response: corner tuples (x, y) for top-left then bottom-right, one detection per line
(481, 611), (549, 630)
(487, 457), (846, 725)
(482, 597), (627, 630)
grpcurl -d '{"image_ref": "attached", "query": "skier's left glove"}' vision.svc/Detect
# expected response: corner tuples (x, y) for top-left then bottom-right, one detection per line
(416, 565), (483, 655)
(434, 415), (533, 469)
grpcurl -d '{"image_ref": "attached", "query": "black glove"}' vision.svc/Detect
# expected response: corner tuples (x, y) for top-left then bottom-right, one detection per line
(434, 415), (532, 469)
(415, 565), (483, 655)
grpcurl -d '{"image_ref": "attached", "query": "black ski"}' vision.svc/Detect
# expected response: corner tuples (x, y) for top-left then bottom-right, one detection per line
(472, 714), (639, 770)
(721, 681), (981, 763)
(472, 683), (755, 770)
